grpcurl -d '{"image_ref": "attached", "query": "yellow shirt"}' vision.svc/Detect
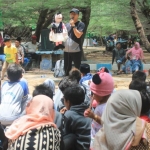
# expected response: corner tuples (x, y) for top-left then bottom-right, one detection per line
(4, 45), (17, 63)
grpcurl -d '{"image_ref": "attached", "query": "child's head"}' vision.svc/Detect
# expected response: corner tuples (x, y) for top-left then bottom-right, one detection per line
(33, 84), (53, 99)
(69, 68), (81, 83)
(44, 79), (55, 95)
(80, 64), (90, 76)
(7, 64), (22, 82)
(4, 35), (11, 47)
(63, 85), (85, 110)
(132, 71), (146, 82)
(129, 80), (146, 91)
(90, 72), (114, 103)
(59, 76), (78, 94)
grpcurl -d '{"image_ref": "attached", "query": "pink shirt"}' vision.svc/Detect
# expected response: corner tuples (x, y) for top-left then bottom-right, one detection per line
(127, 48), (144, 60)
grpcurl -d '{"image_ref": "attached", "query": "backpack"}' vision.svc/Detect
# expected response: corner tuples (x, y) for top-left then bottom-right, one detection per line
(54, 60), (65, 77)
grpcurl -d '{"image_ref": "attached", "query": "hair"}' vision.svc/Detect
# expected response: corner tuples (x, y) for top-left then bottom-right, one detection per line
(69, 68), (81, 82)
(132, 71), (146, 82)
(63, 85), (85, 105)
(129, 80), (150, 115)
(7, 64), (22, 82)
(116, 42), (121, 47)
(59, 76), (78, 94)
(129, 80), (147, 91)
(33, 84), (53, 99)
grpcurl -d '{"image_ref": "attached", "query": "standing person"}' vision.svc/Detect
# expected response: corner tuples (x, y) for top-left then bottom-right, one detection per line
(64, 8), (85, 76)
(1, 35), (18, 80)
(0, 33), (5, 65)
(15, 38), (24, 64)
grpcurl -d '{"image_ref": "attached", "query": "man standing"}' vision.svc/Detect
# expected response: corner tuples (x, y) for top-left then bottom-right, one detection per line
(64, 8), (85, 76)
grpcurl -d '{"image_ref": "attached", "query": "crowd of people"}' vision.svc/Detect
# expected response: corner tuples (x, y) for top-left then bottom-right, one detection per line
(0, 7), (150, 150)
(0, 63), (150, 150)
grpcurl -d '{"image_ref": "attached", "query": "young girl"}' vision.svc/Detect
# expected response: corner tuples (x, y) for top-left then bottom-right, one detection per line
(84, 72), (114, 149)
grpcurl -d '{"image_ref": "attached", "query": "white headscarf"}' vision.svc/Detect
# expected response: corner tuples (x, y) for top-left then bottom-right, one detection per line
(94, 89), (147, 150)
(44, 79), (55, 95)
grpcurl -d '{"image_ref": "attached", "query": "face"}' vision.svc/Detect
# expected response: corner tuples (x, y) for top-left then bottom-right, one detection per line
(15, 40), (20, 47)
(116, 44), (121, 49)
(4, 41), (11, 47)
(32, 39), (36, 44)
(64, 98), (71, 110)
(134, 43), (139, 49)
(70, 12), (79, 21)
(92, 93), (103, 104)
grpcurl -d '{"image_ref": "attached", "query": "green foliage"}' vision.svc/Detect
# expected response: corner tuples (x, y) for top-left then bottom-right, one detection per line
(0, 0), (150, 35)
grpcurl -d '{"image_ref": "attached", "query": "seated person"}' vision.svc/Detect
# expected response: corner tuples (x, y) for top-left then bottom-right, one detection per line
(32, 83), (63, 131)
(118, 42), (146, 74)
(15, 37), (24, 64)
(0, 64), (30, 125)
(63, 85), (92, 150)
(0, 33), (5, 65)
(24, 35), (40, 64)
(112, 42), (126, 72)
(79, 64), (93, 103)
(5, 95), (63, 150)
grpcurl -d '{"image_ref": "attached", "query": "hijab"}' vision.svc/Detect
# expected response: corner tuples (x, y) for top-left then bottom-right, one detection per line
(5, 95), (56, 140)
(93, 89), (147, 150)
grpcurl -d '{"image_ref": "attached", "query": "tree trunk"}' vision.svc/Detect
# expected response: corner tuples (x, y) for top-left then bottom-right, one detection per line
(80, 4), (91, 60)
(35, 9), (48, 41)
(130, 0), (150, 52)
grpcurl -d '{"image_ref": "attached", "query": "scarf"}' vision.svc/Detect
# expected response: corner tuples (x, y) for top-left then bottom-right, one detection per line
(5, 95), (56, 140)
(93, 89), (147, 150)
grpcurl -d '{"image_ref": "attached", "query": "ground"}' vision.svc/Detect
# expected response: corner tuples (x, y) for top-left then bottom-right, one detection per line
(2, 46), (150, 94)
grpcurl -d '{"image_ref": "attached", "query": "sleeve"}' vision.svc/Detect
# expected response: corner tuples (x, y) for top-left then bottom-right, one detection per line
(21, 47), (24, 55)
(126, 48), (132, 55)
(63, 113), (73, 136)
(19, 81), (29, 96)
(78, 22), (85, 32)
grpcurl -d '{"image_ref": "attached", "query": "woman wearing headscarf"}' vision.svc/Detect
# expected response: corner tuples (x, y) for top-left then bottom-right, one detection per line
(5, 95), (63, 150)
(93, 89), (150, 150)
(126, 42), (146, 71)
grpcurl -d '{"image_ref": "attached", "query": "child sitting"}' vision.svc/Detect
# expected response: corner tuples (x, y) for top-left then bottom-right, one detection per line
(63, 85), (92, 150)
(0, 64), (30, 125)
(84, 72), (114, 150)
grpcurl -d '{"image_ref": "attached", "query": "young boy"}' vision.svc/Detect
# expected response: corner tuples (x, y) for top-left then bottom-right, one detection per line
(63, 85), (92, 150)
(0, 64), (29, 125)
(1, 35), (18, 80)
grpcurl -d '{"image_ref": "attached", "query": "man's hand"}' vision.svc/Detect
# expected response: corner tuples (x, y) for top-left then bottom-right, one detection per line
(70, 19), (75, 27)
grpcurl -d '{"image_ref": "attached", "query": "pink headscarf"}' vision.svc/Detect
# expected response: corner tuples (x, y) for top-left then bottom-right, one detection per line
(5, 95), (56, 140)
(127, 42), (144, 60)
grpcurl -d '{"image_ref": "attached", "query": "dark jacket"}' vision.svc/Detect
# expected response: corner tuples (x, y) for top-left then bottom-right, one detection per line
(63, 103), (92, 150)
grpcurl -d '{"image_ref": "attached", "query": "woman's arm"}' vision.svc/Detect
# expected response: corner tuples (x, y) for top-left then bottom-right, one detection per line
(125, 49), (132, 58)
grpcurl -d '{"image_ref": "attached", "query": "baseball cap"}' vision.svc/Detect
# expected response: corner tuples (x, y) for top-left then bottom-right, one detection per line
(70, 8), (79, 14)
(4, 35), (11, 42)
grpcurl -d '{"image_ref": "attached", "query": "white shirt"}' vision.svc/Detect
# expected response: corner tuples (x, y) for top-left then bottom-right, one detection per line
(25, 42), (39, 53)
